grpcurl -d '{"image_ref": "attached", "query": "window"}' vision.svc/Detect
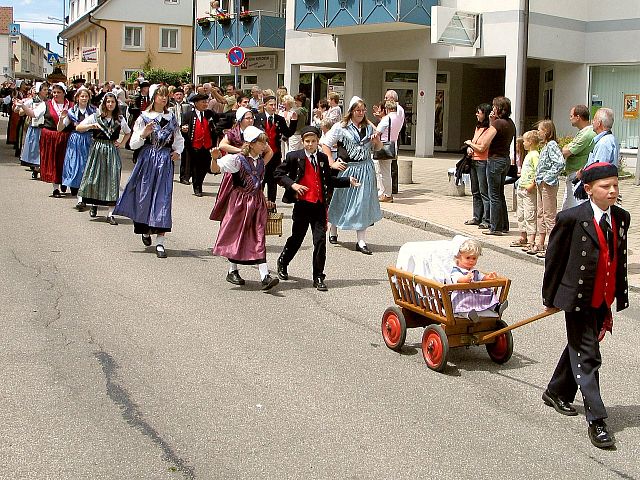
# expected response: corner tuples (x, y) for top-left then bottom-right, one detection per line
(123, 69), (141, 83)
(159, 27), (179, 52)
(123, 25), (143, 50)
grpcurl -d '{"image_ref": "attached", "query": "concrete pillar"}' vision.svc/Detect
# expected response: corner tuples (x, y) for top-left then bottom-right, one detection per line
(284, 63), (300, 96)
(505, 52), (524, 136)
(345, 60), (363, 105)
(415, 57), (437, 157)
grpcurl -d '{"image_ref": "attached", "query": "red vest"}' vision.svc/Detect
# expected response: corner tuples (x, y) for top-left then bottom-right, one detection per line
(264, 118), (279, 153)
(591, 216), (617, 309)
(193, 114), (212, 150)
(298, 156), (323, 204)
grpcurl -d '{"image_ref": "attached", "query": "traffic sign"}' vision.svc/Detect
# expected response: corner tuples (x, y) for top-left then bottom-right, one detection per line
(47, 53), (61, 64)
(8, 23), (20, 36)
(227, 46), (245, 67)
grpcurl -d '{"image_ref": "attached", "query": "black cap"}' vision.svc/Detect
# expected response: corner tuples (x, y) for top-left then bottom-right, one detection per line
(191, 93), (209, 103)
(72, 78), (86, 85)
(301, 125), (321, 138)
(139, 81), (150, 88)
(573, 162), (619, 200)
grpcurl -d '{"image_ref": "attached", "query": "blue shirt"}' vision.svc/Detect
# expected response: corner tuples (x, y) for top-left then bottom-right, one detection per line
(586, 131), (619, 168)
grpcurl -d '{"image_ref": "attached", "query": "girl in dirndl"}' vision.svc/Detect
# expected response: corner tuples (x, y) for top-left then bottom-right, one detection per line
(76, 92), (131, 224)
(18, 82), (49, 179)
(112, 85), (184, 259)
(209, 125), (279, 291)
(60, 87), (97, 209)
(320, 96), (382, 255)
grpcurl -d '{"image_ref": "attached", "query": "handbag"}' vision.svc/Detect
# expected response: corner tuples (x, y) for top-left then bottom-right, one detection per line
(454, 146), (473, 185)
(373, 117), (396, 160)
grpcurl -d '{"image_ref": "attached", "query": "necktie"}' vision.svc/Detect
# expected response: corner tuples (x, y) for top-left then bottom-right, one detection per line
(268, 116), (273, 127)
(600, 212), (614, 260)
(310, 154), (316, 169)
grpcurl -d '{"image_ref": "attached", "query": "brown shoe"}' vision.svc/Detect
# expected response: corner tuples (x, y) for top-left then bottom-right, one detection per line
(378, 195), (393, 203)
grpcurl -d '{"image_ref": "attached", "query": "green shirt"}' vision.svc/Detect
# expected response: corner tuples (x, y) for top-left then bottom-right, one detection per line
(519, 150), (539, 189)
(565, 125), (595, 173)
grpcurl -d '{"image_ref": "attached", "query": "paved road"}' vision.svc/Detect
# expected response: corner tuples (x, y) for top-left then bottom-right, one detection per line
(1, 135), (639, 479)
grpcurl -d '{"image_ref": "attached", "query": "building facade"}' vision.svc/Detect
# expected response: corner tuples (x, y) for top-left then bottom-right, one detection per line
(61, 0), (194, 83)
(1, 6), (15, 81)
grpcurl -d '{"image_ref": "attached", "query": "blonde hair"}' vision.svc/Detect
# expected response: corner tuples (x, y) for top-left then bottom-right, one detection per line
(456, 239), (482, 258)
(240, 132), (268, 156)
(536, 119), (557, 144)
(262, 88), (275, 97)
(522, 130), (540, 148)
(328, 92), (340, 103)
(281, 94), (295, 108)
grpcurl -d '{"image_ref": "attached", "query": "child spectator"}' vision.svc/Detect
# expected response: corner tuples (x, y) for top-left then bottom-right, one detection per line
(511, 131), (540, 249)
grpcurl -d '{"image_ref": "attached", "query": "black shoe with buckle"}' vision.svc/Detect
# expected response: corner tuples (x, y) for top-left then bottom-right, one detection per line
(89, 206), (98, 217)
(107, 215), (118, 225)
(261, 274), (279, 291)
(313, 277), (328, 291)
(51, 189), (61, 198)
(542, 390), (578, 416)
(328, 235), (338, 245)
(156, 245), (167, 258)
(277, 258), (288, 280)
(75, 202), (87, 211)
(588, 420), (615, 448)
(226, 270), (245, 286)
(356, 243), (373, 255)
(142, 234), (152, 246)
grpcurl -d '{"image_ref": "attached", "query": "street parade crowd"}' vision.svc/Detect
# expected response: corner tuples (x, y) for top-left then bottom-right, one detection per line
(3, 76), (630, 450)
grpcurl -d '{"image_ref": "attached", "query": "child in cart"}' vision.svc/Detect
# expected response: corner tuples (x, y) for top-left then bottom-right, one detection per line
(450, 239), (507, 319)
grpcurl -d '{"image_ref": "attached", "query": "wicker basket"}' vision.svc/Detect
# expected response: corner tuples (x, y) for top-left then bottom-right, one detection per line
(266, 209), (283, 236)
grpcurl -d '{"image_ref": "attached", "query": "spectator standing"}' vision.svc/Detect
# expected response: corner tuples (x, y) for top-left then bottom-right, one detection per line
(463, 103), (493, 228)
(375, 100), (403, 202)
(561, 105), (595, 210)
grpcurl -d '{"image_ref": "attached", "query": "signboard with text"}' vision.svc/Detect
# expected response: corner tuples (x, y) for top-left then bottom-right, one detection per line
(240, 54), (277, 71)
(81, 47), (98, 63)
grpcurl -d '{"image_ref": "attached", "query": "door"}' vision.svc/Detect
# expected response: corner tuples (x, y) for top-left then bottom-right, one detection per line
(383, 83), (417, 150)
(434, 72), (449, 152)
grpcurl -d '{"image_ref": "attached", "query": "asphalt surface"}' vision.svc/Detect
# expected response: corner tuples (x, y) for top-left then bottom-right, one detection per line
(1, 126), (639, 479)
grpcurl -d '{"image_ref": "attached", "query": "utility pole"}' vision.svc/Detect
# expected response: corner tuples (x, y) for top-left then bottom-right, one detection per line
(517, 0), (529, 136)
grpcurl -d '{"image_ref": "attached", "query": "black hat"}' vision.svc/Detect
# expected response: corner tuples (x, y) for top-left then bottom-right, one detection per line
(139, 81), (150, 88)
(72, 78), (86, 85)
(573, 162), (619, 200)
(301, 125), (321, 138)
(191, 93), (209, 103)
(173, 86), (184, 93)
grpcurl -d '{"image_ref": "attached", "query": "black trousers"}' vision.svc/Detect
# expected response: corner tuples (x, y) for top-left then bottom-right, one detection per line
(279, 201), (327, 280)
(190, 147), (211, 192)
(263, 153), (282, 202)
(547, 304), (607, 422)
(179, 150), (191, 182)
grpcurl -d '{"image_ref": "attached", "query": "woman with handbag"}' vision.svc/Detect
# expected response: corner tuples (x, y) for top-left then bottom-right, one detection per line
(374, 100), (401, 203)
(463, 103), (493, 228)
(321, 96), (383, 255)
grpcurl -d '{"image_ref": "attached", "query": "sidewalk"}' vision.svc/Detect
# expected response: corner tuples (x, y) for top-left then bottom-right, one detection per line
(382, 153), (640, 290)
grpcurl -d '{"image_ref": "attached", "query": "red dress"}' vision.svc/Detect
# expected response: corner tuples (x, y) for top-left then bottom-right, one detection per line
(39, 100), (73, 184)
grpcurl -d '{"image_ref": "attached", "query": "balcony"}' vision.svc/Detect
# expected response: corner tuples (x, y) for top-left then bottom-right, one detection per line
(195, 11), (285, 52)
(295, 0), (438, 34)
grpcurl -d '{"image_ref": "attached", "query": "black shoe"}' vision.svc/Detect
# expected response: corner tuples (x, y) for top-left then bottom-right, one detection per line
(464, 218), (480, 225)
(588, 420), (615, 448)
(356, 243), (373, 255)
(156, 245), (167, 258)
(313, 277), (328, 291)
(89, 206), (98, 217)
(328, 235), (338, 245)
(31, 171), (38, 180)
(226, 270), (245, 285)
(277, 258), (288, 280)
(194, 190), (203, 197)
(477, 222), (490, 229)
(60, 185), (67, 193)
(179, 179), (191, 185)
(51, 189), (61, 198)
(542, 390), (578, 416)
(107, 215), (118, 225)
(141, 234), (152, 246)
(75, 202), (86, 211)
(261, 274), (279, 291)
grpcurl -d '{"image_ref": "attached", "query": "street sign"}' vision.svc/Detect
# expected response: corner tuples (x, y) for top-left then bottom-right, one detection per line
(227, 46), (245, 67)
(8, 23), (20, 36)
(47, 53), (60, 64)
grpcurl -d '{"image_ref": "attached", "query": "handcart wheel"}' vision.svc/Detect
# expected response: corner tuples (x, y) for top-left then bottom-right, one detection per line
(486, 319), (514, 364)
(421, 325), (449, 372)
(381, 306), (407, 351)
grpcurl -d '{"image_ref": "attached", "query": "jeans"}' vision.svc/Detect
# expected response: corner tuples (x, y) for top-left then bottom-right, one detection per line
(487, 156), (510, 232)
(470, 160), (489, 224)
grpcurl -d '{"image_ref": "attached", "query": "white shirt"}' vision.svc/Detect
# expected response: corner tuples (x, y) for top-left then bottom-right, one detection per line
(376, 112), (403, 143)
(590, 200), (611, 227)
(217, 153), (260, 174)
(129, 111), (183, 153)
(78, 113), (132, 135)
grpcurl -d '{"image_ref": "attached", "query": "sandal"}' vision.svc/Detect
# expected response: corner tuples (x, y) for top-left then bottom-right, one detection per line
(510, 239), (529, 247)
(526, 244), (543, 255)
(536, 249), (547, 258)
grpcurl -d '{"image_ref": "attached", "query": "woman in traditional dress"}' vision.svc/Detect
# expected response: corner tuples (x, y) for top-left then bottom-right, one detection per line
(60, 87), (97, 209)
(18, 82), (49, 179)
(218, 106), (254, 153)
(112, 85), (184, 259)
(19, 82), (74, 197)
(209, 125), (279, 291)
(8, 80), (31, 157)
(320, 96), (382, 255)
(76, 92), (131, 224)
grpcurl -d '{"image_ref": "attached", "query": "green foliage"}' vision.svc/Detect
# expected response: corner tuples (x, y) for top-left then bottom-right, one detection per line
(127, 68), (192, 87)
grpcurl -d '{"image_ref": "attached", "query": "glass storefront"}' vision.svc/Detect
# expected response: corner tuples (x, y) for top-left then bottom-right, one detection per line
(590, 65), (640, 148)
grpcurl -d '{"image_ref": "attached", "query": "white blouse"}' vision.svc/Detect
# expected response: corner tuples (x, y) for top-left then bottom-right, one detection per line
(77, 113), (132, 135)
(129, 111), (184, 154)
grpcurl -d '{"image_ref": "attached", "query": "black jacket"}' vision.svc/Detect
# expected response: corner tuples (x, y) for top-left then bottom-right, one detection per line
(254, 112), (297, 149)
(274, 149), (350, 205)
(542, 201), (630, 313)
(181, 106), (220, 150)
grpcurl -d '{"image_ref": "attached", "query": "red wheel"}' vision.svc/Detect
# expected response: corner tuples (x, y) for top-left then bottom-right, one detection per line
(486, 319), (514, 364)
(421, 325), (449, 372)
(381, 306), (406, 351)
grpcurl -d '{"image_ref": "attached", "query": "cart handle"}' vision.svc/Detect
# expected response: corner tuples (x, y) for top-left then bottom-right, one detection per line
(480, 308), (561, 342)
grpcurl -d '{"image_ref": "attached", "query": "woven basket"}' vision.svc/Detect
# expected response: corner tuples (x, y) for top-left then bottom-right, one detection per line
(266, 210), (283, 236)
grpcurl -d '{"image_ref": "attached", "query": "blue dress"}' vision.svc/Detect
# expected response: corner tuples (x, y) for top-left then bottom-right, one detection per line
(62, 105), (96, 189)
(113, 112), (181, 233)
(326, 122), (382, 230)
(19, 96), (45, 167)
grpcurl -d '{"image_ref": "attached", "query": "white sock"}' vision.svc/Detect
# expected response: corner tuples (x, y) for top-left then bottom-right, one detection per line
(156, 235), (165, 247)
(357, 229), (367, 247)
(329, 224), (337, 236)
(77, 195), (83, 203)
(258, 263), (270, 280)
(228, 262), (238, 273)
(108, 209), (114, 217)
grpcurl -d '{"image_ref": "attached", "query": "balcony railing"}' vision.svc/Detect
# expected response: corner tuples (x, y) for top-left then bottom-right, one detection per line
(295, 0), (438, 32)
(196, 11), (285, 52)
